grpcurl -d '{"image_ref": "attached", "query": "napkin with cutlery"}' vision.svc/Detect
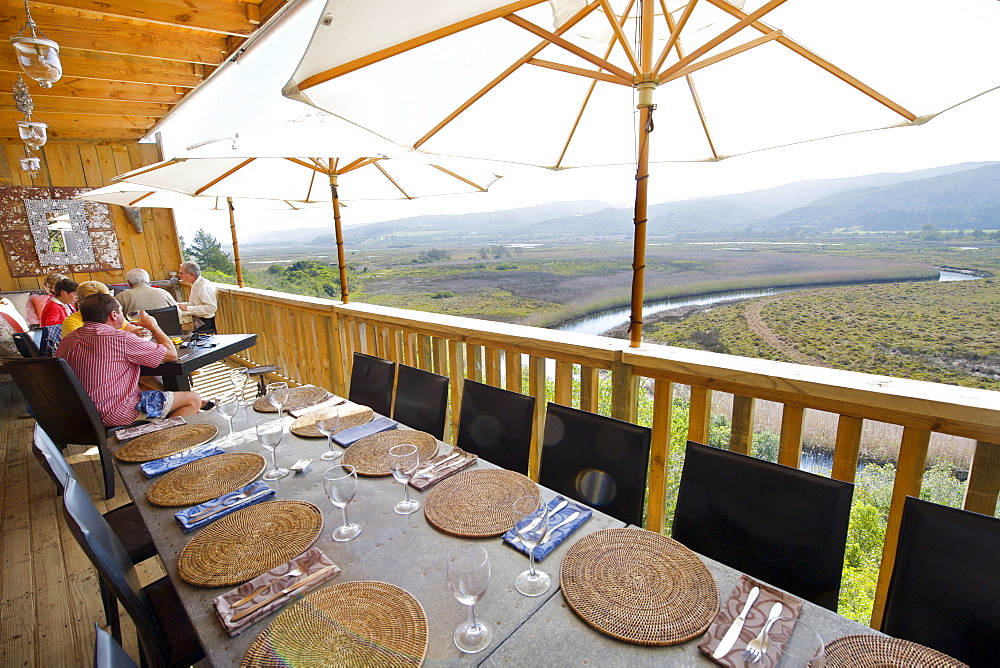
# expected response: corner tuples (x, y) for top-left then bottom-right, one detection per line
(174, 481), (276, 532)
(113, 416), (187, 442)
(409, 449), (478, 490)
(503, 495), (593, 561)
(698, 575), (803, 666)
(140, 443), (225, 478)
(287, 393), (346, 418)
(333, 416), (398, 447)
(213, 547), (340, 636)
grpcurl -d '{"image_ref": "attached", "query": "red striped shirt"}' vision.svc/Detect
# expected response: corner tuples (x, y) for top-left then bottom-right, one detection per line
(57, 322), (168, 426)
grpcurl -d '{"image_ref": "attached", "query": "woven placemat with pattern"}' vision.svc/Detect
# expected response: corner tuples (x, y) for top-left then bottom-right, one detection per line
(252, 385), (330, 413)
(178, 500), (323, 587)
(424, 469), (538, 537)
(147, 452), (265, 507)
(824, 635), (967, 667)
(560, 527), (719, 646)
(241, 581), (427, 667)
(114, 424), (218, 462)
(342, 430), (438, 476)
(290, 402), (374, 438)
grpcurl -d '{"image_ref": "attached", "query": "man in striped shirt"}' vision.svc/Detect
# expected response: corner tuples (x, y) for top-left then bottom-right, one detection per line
(58, 293), (203, 427)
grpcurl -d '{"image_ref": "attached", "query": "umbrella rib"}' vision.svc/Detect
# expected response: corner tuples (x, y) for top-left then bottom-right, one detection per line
(285, 157), (328, 174)
(339, 157), (379, 174)
(429, 164), (489, 192)
(412, 1), (604, 151)
(662, 3), (719, 160)
(127, 192), (155, 207)
(527, 59), (631, 85)
(597, 0), (641, 75)
(653, 0), (699, 75)
(372, 161), (414, 199)
(660, 29), (783, 83)
(701, 0), (916, 121)
(193, 158), (256, 196)
(110, 158), (182, 182)
(503, 14), (634, 83)
(296, 0), (549, 92)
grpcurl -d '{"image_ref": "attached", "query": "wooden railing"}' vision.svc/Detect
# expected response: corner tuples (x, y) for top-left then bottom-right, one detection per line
(215, 285), (1000, 627)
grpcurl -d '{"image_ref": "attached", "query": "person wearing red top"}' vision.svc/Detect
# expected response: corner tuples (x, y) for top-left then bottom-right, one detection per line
(57, 293), (202, 426)
(39, 277), (78, 326)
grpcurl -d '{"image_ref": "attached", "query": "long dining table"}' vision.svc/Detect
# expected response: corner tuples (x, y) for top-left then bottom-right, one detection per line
(112, 404), (878, 666)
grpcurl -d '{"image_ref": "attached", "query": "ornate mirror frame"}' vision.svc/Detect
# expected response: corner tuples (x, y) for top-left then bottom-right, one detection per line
(25, 197), (97, 266)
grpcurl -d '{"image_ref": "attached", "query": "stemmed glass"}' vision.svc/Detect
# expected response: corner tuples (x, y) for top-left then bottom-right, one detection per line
(323, 465), (361, 541)
(215, 393), (239, 444)
(446, 544), (492, 654)
(230, 367), (253, 422)
(764, 616), (826, 667)
(255, 418), (289, 480)
(317, 409), (341, 461)
(387, 444), (420, 515)
(266, 381), (289, 421)
(511, 495), (551, 597)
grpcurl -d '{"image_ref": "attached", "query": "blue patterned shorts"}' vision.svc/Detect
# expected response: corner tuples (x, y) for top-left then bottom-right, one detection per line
(136, 390), (175, 419)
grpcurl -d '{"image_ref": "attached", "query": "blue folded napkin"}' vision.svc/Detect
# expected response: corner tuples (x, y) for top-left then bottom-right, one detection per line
(333, 416), (398, 447)
(174, 481), (275, 532)
(140, 443), (225, 478)
(503, 496), (593, 562)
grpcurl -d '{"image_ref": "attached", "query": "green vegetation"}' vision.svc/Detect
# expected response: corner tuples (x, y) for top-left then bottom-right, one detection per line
(184, 229), (235, 275)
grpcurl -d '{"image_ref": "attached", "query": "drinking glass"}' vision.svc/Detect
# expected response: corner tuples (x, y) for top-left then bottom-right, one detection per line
(255, 418), (289, 480)
(323, 465), (361, 541)
(126, 310), (141, 322)
(764, 616), (825, 667)
(387, 444), (420, 515)
(511, 495), (550, 596)
(230, 367), (253, 421)
(446, 544), (492, 654)
(316, 410), (342, 461)
(266, 381), (289, 420)
(215, 393), (239, 443)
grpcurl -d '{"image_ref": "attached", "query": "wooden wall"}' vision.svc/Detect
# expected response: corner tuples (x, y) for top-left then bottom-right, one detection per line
(0, 142), (181, 291)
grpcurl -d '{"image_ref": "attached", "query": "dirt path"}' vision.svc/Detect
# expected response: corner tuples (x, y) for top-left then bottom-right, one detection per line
(744, 298), (832, 368)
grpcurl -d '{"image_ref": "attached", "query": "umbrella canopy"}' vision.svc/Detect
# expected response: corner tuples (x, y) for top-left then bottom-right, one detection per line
(283, 0), (1000, 344)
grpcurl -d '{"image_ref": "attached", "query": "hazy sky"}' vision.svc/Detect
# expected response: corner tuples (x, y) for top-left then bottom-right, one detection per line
(154, 0), (1000, 242)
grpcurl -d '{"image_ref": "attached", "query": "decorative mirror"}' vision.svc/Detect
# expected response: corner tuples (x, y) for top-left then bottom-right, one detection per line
(25, 198), (96, 265)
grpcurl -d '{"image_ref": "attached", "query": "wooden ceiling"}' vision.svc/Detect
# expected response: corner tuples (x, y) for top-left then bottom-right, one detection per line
(0, 0), (289, 144)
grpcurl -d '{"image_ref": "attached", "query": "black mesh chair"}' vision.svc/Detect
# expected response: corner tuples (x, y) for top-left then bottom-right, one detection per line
(881, 496), (1000, 667)
(144, 306), (183, 337)
(348, 352), (396, 416)
(540, 402), (652, 526)
(392, 364), (449, 439)
(12, 331), (41, 357)
(5, 357), (123, 499)
(62, 479), (204, 668)
(456, 379), (536, 475)
(33, 425), (156, 643)
(94, 622), (139, 668)
(672, 441), (854, 610)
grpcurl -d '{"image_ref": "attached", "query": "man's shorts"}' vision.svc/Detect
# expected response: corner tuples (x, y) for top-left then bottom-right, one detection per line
(136, 390), (176, 419)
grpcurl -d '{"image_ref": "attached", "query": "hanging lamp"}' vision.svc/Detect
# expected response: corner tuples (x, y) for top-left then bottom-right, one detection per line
(9, 0), (62, 88)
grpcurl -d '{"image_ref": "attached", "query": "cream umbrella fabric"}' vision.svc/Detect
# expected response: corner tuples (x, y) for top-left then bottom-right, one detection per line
(283, 0), (1000, 344)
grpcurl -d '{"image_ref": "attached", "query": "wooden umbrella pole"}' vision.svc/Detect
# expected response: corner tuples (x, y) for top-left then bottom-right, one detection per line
(329, 171), (350, 303)
(227, 197), (244, 287)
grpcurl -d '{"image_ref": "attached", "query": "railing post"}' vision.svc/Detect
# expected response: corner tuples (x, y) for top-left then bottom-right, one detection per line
(579, 365), (599, 413)
(778, 404), (805, 468)
(832, 415), (864, 483)
(610, 360), (638, 423)
(688, 386), (713, 444)
(431, 338), (447, 376)
(646, 379), (673, 534)
(729, 395), (755, 455)
(527, 355), (547, 481)
(447, 340), (465, 444)
(554, 360), (573, 408)
(484, 348), (501, 387)
(964, 440), (1000, 515)
(505, 351), (523, 393)
(467, 343), (483, 382)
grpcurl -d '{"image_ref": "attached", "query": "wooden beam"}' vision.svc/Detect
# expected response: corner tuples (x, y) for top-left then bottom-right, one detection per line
(0, 72), (185, 104)
(646, 378), (674, 534)
(0, 97), (171, 118)
(777, 404), (804, 468)
(964, 440), (1000, 515)
(527, 58), (631, 86)
(0, 49), (204, 88)
(729, 394), (755, 455)
(832, 415), (864, 483)
(35, 0), (258, 36)
(0, 111), (157, 131)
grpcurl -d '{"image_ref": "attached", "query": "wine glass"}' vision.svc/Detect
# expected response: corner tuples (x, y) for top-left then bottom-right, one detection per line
(316, 409), (341, 461)
(323, 465), (361, 541)
(387, 444), (420, 515)
(215, 393), (239, 444)
(511, 495), (550, 597)
(266, 381), (289, 420)
(446, 544), (492, 654)
(230, 367), (253, 421)
(764, 616), (825, 667)
(126, 310), (141, 322)
(255, 418), (289, 480)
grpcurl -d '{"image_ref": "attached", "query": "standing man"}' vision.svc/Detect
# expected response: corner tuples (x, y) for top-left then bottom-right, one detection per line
(177, 261), (218, 334)
(58, 293), (202, 426)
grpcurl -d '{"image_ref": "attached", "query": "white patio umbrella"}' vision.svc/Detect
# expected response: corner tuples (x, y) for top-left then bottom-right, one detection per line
(282, 0), (1000, 345)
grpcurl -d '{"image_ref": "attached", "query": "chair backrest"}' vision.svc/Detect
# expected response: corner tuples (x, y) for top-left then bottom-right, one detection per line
(32, 424), (75, 492)
(62, 479), (169, 663)
(93, 623), (138, 668)
(672, 441), (854, 610)
(540, 402), (652, 525)
(348, 352), (396, 416)
(144, 306), (183, 336)
(392, 364), (449, 440)
(12, 331), (41, 358)
(4, 357), (106, 448)
(881, 496), (1000, 666)
(456, 379), (536, 475)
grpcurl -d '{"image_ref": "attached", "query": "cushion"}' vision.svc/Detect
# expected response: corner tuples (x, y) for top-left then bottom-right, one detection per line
(0, 298), (29, 332)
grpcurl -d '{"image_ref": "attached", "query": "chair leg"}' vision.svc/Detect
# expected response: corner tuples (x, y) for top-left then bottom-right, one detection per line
(99, 577), (123, 643)
(98, 440), (116, 500)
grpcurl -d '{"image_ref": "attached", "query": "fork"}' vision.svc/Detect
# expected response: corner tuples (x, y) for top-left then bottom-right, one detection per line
(742, 602), (783, 663)
(231, 566), (304, 608)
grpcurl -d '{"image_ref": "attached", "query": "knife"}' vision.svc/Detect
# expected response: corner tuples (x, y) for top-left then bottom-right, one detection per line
(230, 565), (337, 623)
(512, 499), (568, 544)
(713, 586), (760, 658)
(540, 510), (581, 544)
(188, 489), (271, 522)
(413, 451), (460, 478)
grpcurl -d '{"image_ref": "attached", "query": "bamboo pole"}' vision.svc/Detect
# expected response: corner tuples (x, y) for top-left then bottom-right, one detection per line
(329, 170), (350, 303)
(227, 197), (244, 287)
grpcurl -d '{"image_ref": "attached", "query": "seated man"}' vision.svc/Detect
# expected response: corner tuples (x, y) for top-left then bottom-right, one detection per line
(39, 278), (77, 326)
(57, 293), (203, 426)
(177, 261), (217, 334)
(117, 267), (178, 313)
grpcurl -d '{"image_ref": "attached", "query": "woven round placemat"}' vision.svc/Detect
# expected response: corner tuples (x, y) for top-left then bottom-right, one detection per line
(146, 452), (265, 507)
(114, 424), (218, 462)
(424, 469), (538, 537)
(178, 500), (323, 587)
(342, 430), (438, 476)
(253, 385), (330, 413)
(290, 402), (374, 438)
(241, 581), (427, 667)
(560, 527), (718, 646)
(824, 634), (967, 667)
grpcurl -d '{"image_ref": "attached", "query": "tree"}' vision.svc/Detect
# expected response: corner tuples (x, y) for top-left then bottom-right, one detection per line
(186, 229), (235, 275)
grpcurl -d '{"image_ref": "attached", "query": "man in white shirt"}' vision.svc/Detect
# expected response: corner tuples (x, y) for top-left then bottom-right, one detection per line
(177, 261), (218, 333)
